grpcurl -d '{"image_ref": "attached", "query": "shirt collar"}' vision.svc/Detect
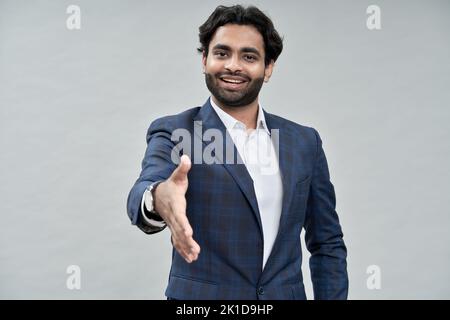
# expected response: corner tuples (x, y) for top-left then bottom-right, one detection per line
(209, 97), (270, 135)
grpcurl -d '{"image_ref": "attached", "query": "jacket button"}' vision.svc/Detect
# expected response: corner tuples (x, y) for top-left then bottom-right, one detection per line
(257, 286), (265, 295)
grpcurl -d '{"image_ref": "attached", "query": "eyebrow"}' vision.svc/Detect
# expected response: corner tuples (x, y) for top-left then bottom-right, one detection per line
(211, 43), (262, 57)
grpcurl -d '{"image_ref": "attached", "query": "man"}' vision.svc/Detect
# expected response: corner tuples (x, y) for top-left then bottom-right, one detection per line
(127, 5), (348, 300)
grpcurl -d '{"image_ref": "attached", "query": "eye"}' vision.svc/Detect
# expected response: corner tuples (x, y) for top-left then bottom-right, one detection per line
(214, 51), (227, 58)
(244, 55), (256, 61)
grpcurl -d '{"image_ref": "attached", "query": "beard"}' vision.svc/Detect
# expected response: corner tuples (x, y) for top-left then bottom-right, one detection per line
(205, 72), (264, 108)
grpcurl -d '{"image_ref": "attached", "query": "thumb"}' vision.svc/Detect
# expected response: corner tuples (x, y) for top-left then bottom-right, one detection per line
(170, 154), (191, 184)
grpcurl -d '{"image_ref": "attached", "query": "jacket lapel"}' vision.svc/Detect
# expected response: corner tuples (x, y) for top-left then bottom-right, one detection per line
(192, 99), (264, 238)
(262, 110), (297, 270)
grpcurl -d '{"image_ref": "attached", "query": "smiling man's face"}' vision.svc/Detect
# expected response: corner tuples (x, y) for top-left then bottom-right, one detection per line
(202, 23), (274, 108)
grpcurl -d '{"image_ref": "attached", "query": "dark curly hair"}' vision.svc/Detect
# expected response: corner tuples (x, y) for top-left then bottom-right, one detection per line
(198, 5), (283, 66)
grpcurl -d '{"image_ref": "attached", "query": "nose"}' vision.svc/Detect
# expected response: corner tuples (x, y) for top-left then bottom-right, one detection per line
(224, 55), (242, 73)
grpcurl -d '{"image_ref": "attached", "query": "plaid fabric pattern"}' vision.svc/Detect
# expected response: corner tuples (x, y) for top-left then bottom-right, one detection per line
(126, 99), (348, 300)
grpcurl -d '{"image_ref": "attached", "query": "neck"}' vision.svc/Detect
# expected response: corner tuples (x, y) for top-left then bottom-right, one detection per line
(211, 95), (259, 130)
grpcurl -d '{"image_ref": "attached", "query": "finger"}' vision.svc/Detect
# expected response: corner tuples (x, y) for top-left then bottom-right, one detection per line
(170, 234), (192, 262)
(183, 237), (200, 261)
(170, 216), (200, 261)
(170, 154), (191, 184)
(190, 242), (201, 255)
(166, 199), (198, 262)
(167, 199), (189, 233)
(175, 239), (198, 263)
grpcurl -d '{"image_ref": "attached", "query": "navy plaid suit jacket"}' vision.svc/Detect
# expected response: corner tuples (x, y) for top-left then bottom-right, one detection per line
(127, 99), (348, 300)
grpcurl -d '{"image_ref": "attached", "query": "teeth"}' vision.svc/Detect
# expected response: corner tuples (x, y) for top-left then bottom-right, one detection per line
(222, 78), (245, 84)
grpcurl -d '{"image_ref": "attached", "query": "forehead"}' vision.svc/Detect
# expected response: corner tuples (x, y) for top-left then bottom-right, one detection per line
(209, 24), (264, 51)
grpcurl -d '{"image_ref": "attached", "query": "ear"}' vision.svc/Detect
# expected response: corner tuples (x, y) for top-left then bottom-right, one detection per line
(202, 51), (207, 73)
(264, 59), (275, 83)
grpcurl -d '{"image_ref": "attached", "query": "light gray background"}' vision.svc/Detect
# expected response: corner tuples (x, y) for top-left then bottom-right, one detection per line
(1, 0), (449, 299)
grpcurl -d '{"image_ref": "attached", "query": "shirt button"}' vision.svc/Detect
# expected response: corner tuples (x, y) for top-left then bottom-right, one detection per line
(257, 286), (265, 295)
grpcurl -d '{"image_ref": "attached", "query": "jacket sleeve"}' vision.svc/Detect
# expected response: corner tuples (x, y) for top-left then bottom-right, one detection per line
(303, 128), (349, 299)
(126, 118), (178, 234)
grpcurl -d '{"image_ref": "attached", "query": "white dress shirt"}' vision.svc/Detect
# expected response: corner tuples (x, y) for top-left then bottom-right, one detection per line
(142, 97), (283, 269)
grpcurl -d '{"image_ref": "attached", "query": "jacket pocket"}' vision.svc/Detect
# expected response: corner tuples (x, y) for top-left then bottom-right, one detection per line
(171, 274), (218, 285)
(165, 274), (219, 300)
